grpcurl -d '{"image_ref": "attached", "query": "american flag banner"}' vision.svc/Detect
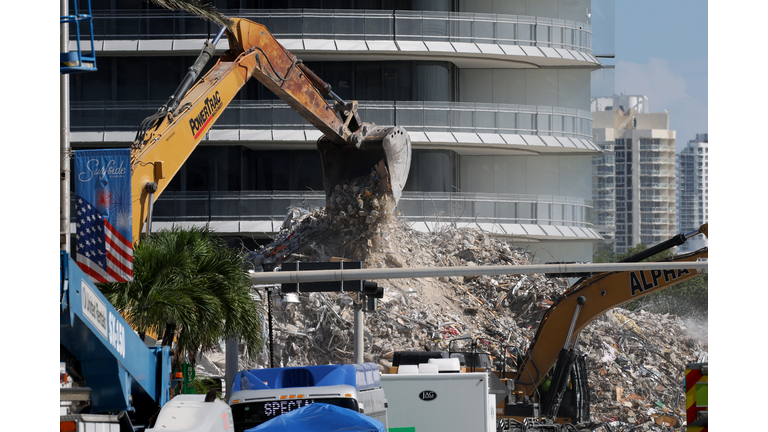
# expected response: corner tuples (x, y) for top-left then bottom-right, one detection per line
(74, 149), (134, 283)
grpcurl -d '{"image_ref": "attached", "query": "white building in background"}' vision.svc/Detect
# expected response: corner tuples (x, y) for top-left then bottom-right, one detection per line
(592, 95), (677, 254)
(69, 0), (613, 263)
(676, 133), (708, 253)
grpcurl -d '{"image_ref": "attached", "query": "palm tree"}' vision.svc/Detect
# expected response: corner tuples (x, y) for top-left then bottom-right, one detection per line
(142, 0), (233, 29)
(98, 226), (262, 368)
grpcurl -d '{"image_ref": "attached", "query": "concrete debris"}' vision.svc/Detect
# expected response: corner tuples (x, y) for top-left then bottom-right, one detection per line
(197, 172), (707, 432)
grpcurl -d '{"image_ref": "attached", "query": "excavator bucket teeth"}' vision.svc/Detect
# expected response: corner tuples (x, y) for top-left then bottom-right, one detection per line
(318, 125), (411, 205)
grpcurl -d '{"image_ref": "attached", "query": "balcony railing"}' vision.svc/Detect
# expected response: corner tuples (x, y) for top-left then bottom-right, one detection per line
(121, 190), (595, 229)
(81, 9), (592, 54)
(70, 100), (593, 141)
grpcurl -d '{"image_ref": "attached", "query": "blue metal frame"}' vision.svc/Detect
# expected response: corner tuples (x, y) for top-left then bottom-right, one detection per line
(60, 0), (97, 73)
(60, 251), (171, 414)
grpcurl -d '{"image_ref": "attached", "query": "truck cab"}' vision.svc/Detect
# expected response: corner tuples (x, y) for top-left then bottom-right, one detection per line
(228, 363), (387, 432)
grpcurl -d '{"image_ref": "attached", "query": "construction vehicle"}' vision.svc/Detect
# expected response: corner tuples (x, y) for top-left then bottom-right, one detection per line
(685, 362), (708, 431)
(62, 16), (410, 431)
(228, 363), (388, 432)
(130, 17), (411, 243)
(390, 224), (709, 431)
(60, 250), (175, 431)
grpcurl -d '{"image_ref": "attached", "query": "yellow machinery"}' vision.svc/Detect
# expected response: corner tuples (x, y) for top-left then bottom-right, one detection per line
(131, 18), (411, 244)
(387, 225), (708, 431)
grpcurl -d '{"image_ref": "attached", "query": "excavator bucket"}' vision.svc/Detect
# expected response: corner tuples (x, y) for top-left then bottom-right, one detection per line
(318, 125), (411, 205)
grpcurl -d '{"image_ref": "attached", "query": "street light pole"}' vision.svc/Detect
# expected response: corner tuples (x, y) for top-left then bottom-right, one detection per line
(267, 287), (275, 368)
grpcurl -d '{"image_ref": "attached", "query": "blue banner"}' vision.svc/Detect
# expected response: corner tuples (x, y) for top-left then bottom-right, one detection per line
(74, 149), (133, 283)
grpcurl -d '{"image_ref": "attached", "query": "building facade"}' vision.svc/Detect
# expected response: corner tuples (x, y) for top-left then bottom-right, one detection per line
(592, 95), (677, 254)
(676, 133), (708, 253)
(69, 0), (608, 262)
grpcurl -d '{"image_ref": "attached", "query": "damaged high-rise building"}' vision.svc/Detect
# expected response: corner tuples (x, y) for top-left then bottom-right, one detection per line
(68, 0), (615, 263)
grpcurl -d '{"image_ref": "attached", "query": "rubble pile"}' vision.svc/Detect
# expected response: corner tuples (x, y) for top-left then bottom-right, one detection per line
(199, 178), (707, 431)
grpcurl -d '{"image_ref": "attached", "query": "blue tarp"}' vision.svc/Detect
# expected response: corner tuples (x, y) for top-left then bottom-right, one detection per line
(245, 403), (385, 432)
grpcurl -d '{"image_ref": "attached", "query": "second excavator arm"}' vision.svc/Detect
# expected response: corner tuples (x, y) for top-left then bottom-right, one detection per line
(512, 224), (709, 408)
(131, 18), (411, 244)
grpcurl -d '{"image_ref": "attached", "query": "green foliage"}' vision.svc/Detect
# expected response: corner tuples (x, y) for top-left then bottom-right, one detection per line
(592, 243), (616, 263)
(189, 377), (223, 399)
(592, 243), (707, 319)
(628, 274), (708, 319)
(98, 226), (262, 366)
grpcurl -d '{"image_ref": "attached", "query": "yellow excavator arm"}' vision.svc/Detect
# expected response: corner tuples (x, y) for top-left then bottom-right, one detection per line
(514, 224), (708, 398)
(131, 18), (411, 244)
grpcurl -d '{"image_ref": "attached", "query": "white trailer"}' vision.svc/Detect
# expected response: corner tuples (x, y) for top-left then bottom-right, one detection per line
(381, 365), (495, 432)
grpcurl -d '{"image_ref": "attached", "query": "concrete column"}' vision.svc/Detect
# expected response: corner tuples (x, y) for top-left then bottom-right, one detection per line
(225, 335), (238, 400)
(60, 0), (70, 253)
(353, 302), (364, 364)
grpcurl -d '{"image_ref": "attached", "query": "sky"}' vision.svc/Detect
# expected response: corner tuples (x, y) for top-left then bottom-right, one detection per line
(611, 0), (708, 150)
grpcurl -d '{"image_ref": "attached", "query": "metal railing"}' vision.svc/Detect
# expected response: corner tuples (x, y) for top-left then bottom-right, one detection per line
(70, 100), (593, 141)
(133, 190), (593, 229)
(81, 9), (592, 53)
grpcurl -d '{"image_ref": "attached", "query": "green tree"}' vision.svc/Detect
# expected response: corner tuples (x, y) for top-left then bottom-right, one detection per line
(98, 227), (262, 367)
(592, 243), (707, 319)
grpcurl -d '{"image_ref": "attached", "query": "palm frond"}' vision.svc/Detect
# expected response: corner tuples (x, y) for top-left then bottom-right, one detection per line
(142, 0), (233, 30)
(98, 226), (262, 366)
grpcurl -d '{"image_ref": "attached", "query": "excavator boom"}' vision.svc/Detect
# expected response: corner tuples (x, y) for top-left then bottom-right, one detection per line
(514, 224), (709, 398)
(131, 18), (411, 243)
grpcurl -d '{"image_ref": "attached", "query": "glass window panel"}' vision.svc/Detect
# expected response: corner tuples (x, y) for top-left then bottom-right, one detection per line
(536, 24), (550, 46)
(415, 62), (450, 101)
(395, 16), (422, 37)
(518, 113), (533, 133)
(517, 24), (532, 45)
(537, 203), (550, 222)
(415, 151), (451, 192)
(383, 62), (411, 101)
(518, 202), (533, 220)
(396, 106), (424, 128)
(317, 62), (354, 102)
(304, 13), (333, 36)
(452, 109), (473, 129)
(498, 112), (517, 133)
(114, 15), (140, 37)
(185, 147), (214, 191)
(71, 57), (113, 102)
(272, 106), (305, 126)
(497, 202), (516, 220)
(271, 16), (302, 37)
(148, 17), (176, 38)
(474, 110), (495, 131)
(289, 151), (324, 191)
(452, 18), (473, 43)
(497, 22), (515, 44)
(333, 15), (363, 39)
(551, 115), (563, 132)
(149, 57), (180, 99)
(422, 14), (448, 40)
(256, 152), (286, 191)
(473, 19), (494, 43)
(116, 57), (147, 101)
(423, 108), (450, 127)
(364, 15), (391, 37)
(355, 62), (383, 100)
